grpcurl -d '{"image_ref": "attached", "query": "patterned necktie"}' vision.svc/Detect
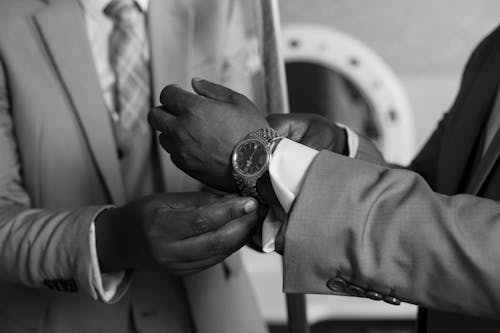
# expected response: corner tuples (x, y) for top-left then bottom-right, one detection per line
(104, 0), (150, 133)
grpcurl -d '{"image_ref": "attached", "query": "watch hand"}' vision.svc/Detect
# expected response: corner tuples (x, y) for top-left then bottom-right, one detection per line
(247, 144), (258, 165)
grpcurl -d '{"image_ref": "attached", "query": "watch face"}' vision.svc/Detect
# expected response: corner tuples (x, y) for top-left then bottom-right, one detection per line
(233, 139), (269, 176)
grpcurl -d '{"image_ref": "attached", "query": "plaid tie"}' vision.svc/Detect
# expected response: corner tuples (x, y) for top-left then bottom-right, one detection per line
(104, 0), (150, 133)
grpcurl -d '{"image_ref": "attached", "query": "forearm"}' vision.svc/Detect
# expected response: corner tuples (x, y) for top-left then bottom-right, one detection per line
(283, 151), (500, 318)
(94, 205), (153, 273)
(0, 204), (104, 298)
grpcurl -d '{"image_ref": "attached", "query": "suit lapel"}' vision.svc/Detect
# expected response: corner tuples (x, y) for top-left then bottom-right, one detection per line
(467, 124), (500, 194)
(148, 0), (195, 192)
(437, 39), (500, 195)
(34, 0), (126, 204)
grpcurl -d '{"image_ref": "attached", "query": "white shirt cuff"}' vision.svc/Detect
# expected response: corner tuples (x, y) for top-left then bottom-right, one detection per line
(262, 138), (319, 252)
(262, 125), (359, 252)
(89, 210), (127, 303)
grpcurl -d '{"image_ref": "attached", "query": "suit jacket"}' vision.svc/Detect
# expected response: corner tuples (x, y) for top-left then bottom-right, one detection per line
(0, 0), (267, 332)
(282, 25), (500, 332)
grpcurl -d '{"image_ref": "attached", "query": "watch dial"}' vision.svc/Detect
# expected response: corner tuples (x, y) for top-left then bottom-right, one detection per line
(234, 140), (268, 176)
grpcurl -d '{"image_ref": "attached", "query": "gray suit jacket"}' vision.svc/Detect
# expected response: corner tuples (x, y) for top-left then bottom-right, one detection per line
(282, 25), (500, 332)
(0, 0), (267, 332)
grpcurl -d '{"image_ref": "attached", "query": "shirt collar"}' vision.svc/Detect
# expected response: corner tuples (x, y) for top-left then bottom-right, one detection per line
(79, 0), (150, 18)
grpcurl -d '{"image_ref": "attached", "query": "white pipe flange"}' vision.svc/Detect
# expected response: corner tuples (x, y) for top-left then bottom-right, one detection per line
(282, 24), (416, 164)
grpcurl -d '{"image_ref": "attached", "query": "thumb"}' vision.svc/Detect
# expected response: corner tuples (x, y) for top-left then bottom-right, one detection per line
(267, 114), (294, 138)
(185, 197), (258, 234)
(191, 78), (250, 106)
(202, 197), (258, 226)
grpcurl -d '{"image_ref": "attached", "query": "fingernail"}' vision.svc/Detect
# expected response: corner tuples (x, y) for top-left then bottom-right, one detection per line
(192, 77), (204, 83)
(244, 199), (257, 213)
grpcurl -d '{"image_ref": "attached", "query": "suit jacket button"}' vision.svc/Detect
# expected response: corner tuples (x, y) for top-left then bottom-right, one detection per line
(43, 279), (56, 290)
(65, 279), (78, 292)
(346, 285), (365, 297)
(326, 277), (347, 292)
(383, 295), (401, 305)
(366, 290), (383, 301)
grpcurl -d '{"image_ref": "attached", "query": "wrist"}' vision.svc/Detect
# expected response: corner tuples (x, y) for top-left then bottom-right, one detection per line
(94, 206), (152, 272)
(94, 208), (125, 273)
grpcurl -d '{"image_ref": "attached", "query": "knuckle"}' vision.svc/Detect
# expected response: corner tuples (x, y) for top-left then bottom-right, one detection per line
(151, 205), (167, 225)
(177, 128), (191, 142)
(148, 206), (174, 237)
(192, 212), (211, 234)
(226, 204), (238, 221)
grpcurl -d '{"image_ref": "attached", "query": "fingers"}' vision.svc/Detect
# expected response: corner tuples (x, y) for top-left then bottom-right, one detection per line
(155, 191), (231, 210)
(158, 79), (256, 119)
(152, 198), (259, 274)
(191, 77), (235, 103)
(267, 113), (294, 137)
(191, 78), (251, 107)
(148, 107), (177, 133)
(202, 197), (257, 225)
(180, 192), (240, 211)
(159, 84), (202, 116)
(268, 113), (309, 143)
(169, 197), (258, 239)
(164, 210), (259, 263)
(267, 113), (336, 150)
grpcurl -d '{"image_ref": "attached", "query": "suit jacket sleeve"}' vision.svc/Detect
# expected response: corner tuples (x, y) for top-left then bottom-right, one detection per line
(282, 150), (500, 319)
(0, 60), (104, 300)
(281, 26), (500, 319)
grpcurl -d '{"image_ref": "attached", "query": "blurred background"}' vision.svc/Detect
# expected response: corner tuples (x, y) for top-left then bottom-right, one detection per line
(240, 0), (500, 332)
(281, 0), (500, 151)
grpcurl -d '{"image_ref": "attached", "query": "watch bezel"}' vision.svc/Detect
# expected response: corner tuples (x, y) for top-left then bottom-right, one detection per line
(232, 137), (271, 178)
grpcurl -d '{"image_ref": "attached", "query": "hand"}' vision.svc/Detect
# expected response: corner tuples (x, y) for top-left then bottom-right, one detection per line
(148, 78), (269, 193)
(95, 192), (258, 275)
(267, 113), (348, 155)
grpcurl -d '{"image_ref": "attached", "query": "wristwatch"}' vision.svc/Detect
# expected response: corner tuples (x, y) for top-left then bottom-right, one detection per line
(232, 128), (283, 201)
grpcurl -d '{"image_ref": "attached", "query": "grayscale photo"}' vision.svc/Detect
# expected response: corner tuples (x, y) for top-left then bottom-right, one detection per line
(0, 0), (499, 332)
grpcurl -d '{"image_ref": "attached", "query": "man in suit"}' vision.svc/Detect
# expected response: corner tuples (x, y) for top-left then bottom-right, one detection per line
(149, 25), (500, 332)
(0, 0), (268, 332)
